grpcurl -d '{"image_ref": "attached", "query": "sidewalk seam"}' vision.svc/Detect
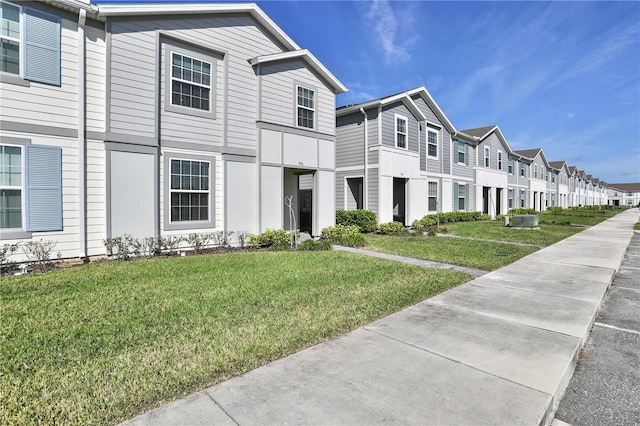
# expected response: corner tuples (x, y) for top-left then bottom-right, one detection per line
(205, 392), (240, 426)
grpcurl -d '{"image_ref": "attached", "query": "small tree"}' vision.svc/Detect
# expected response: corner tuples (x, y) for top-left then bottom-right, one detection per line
(285, 195), (298, 249)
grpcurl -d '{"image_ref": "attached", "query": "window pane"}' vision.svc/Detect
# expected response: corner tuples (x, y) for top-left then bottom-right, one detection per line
(0, 39), (19, 74)
(1, 2), (20, 39)
(0, 189), (21, 229)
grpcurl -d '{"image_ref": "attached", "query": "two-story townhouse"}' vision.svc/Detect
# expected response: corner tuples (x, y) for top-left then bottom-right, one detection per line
(609, 183), (640, 207)
(458, 125), (515, 218)
(450, 132), (477, 213)
(513, 148), (551, 211)
(549, 161), (570, 208)
(585, 175), (595, 205)
(0, 0), (346, 260)
(336, 89), (433, 225)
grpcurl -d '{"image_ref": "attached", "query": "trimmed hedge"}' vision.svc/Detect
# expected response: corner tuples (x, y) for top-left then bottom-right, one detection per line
(336, 209), (378, 233)
(412, 211), (489, 231)
(249, 228), (291, 250)
(507, 208), (536, 216)
(378, 222), (406, 235)
(320, 224), (366, 247)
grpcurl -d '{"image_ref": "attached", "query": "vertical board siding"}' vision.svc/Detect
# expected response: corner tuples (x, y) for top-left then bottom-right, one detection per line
(336, 113), (364, 168)
(261, 60), (336, 136)
(367, 169), (378, 215)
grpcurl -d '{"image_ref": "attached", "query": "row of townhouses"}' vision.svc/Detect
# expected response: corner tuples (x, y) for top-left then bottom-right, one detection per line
(0, 0), (634, 261)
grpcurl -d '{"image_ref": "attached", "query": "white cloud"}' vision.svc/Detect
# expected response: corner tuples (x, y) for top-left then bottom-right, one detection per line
(365, 0), (410, 64)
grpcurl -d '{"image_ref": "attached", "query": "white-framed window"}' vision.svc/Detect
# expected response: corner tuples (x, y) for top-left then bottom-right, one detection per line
(551, 173), (556, 184)
(520, 162), (526, 177)
(169, 158), (210, 223)
(427, 126), (438, 157)
(457, 141), (466, 164)
(508, 188), (514, 209)
(0, 1), (60, 85)
(297, 86), (315, 129)
(395, 114), (407, 149)
(534, 164), (538, 178)
(171, 52), (212, 112)
(0, 1), (20, 75)
(428, 181), (438, 211)
(520, 189), (526, 208)
(0, 144), (22, 229)
(508, 157), (514, 174)
(497, 151), (503, 171)
(457, 184), (466, 211)
(484, 146), (490, 167)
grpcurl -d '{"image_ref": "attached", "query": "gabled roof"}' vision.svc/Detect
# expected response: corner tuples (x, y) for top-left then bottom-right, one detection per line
(514, 148), (542, 159)
(568, 166), (577, 174)
(609, 183), (640, 192)
(459, 125), (497, 139)
(96, 3), (299, 53)
(406, 87), (456, 134)
(336, 90), (427, 122)
(549, 161), (566, 170)
(249, 50), (347, 94)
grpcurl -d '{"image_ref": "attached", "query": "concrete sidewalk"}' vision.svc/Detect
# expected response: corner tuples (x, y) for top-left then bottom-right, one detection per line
(122, 209), (640, 426)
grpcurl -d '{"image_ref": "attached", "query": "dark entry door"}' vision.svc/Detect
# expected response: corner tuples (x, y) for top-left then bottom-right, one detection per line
(483, 186), (490, 214)
(298, 189), (312, 233)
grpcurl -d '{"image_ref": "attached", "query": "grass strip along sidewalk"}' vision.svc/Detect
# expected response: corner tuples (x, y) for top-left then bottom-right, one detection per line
(1, 251), (470, 425)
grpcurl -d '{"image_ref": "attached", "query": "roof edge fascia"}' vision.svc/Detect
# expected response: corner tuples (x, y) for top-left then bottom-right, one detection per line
(249, 50), (347, 94)
(96, 2), (300, 51)
(337, 93), (426, 121)
(406, 86), (456, 134)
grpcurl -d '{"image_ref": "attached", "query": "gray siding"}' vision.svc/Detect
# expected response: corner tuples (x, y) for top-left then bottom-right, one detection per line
(336, 113), (364, 168)
(381, 103), (419, 152)
(411, 94), (452, 174)
(108, 14), (284, 148)
(260, 60), (336, 135)
(451, 141), (473, 179)
(479, 133), (507, 171)
(336, 170), (364, 210)
(367, 169), (378, 216)
(442, 130), (451, 174)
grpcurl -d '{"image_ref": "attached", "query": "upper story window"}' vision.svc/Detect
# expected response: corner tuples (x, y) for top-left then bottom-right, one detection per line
(508, 157), (514, 174)
(534, 164), (538, 178)
(0, 2), (60, 85)
(520, 162), (526, 177)
(0, 144), (22, 229)
(427, 126), (438, 157)
(484, 147), (490, 167)
(171, 53), (211, 112)
(497, 151), (503, 171)
(551, 173), (556, 183)
(395, 115), (407, 149)
(0, 1), (20, 75)
(297, 86), (315, 129)
(457, 141), (466, 164)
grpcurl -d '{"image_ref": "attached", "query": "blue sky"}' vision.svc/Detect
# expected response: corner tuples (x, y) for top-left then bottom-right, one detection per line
(97, 0), (640, 183)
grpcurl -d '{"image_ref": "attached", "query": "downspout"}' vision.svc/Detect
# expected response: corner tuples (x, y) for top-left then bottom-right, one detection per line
(360, 107), (368, 209)
(77, 9), (87, 259)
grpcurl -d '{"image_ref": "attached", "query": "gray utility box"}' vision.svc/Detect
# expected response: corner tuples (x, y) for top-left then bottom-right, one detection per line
(512, 214), (539, 228)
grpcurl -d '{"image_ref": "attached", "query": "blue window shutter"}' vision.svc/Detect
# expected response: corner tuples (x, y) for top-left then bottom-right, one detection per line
(465, 145), (469, 166)
(465, 185), (470, 211)
(25, 145), (62, 231)
(23, 7), (61, 85)
(453, 183), (459, 212)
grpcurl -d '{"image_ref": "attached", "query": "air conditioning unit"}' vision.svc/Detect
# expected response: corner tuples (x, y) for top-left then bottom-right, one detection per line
(512, 214), (539, 229)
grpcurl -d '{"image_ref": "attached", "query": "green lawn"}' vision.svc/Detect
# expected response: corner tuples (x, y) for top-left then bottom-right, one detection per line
(1, 251), (470, 425)
(442, 220), (583, 245)
(364, 234), (539, 271)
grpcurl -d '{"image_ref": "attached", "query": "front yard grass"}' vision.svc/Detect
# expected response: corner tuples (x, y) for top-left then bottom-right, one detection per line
(442, 221), (583, 245)
(364, 234), (539, 271)
(1, 251), (470, 425)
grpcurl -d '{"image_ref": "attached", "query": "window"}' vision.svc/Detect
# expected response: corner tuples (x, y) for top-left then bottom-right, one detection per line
(520, 162), (526, 177)
(497, 151), (503, 171)
(428, 181), (438, 211)
(297, 86), (315, 129)
(427, 127), (438, 157)
(457, 141), (465, 164)
(508, 158), (514, 174)
(484, 147), (490, 167)
(0, 3), (60, 85)
(170, 159), (210, 222)
(171, 52), (211, 112)
(534, 164), (538, 178)
(520, 190), (526, 208)
(0, 1), (20, 75)
(456, 184), (466, 211)
(0, 143), (61, 237)
(551, 173), (556, 184)
(508, 188), (514, 209)
(0, 144), (21, 229)
(395, 115), (407, 149)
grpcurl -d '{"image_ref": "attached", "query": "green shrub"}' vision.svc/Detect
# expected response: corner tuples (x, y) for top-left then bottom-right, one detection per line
(320, 224), (366, 247)
(249, 228), (291, 249)
(378, 221), (406, 235)
(508, 208), (536, 216)
(412, 211), (486, 230)
(546, 206), (563, 214)
(297, 239), (332, 251)
(1, 243), (19, 273)
(336, 209), (378, 233)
